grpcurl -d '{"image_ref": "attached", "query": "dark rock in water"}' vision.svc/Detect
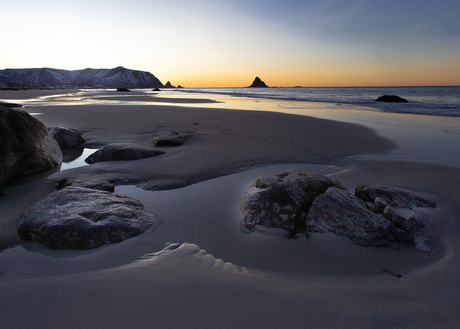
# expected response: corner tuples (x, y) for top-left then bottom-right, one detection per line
(241, 169), (436, 247)
(117, 87), (131, 92)
(0, 101), (23, 108)
(164, 81), (175, 88)
(17, 186), (155, 249)
(151, 131), (193, 147)
(307, 187), (412, 246)
(0, 107), (62, 184)
(152, 88), (161, 91)
(47, 126), (86, 150)
(85, 143), (165, 164)
(375, 95), (408, 103)
(177, 85), (184, 88)
(248, 77), (268, 88)
(56, 176), (115, 192)
(240, 169), (344, 235)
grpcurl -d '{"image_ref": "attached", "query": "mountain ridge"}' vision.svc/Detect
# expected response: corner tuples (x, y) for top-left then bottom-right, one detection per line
(0, 66), (164, 89)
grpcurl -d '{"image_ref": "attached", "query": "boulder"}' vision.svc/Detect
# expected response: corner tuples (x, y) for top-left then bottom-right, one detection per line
(240, 169), (344, 235)
(47, 126), (86, 150)
(248, 77), (268, 88)
(116, 87), (131, 92)
(56, 176), (116, 192)
(375, 95), (408, 103)
(0, 107), (62, 184)
(17, 186), (155, 249)
(85, 143), (165, 164)
(307, 187), (412, 246)
(240, 169), (436, 247)
(151, 131), (193, 147)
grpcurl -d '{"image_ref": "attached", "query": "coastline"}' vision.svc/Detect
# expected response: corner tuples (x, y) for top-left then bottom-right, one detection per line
(1, 89), (460, 328)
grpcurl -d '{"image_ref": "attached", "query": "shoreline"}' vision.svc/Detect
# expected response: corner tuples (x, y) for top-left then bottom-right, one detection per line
(1, 89), (460, 328)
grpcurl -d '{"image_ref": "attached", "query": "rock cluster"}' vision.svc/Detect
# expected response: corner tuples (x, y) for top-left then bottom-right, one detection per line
(17, 185), (155, 249)
(48, 126), (86, 150)
(241, 169), (436, 247)
(0, 107), (62, 184)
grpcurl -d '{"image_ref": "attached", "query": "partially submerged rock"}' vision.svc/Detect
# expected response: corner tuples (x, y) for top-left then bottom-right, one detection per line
(85, 143), (165, 164)
(240, 169), (344, 235)
(48, 126), (86, 150)
(116, 87), (131, 92)
(18, 186), (155, 249)
(375, 95), (408, 103)
(307, 187), (414, 246)
(151, 131), (193, 147)
(0, 107), (62, 184)
(241, 169), (436, 247)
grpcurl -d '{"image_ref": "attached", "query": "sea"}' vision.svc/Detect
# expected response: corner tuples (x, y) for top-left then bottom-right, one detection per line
(178, 86), (460, 117)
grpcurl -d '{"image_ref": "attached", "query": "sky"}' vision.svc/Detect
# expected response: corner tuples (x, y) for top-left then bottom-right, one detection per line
(2, 0), (460, 87)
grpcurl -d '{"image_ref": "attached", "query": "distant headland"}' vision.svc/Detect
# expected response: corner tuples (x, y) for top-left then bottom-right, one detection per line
(0, 66), (164, 90)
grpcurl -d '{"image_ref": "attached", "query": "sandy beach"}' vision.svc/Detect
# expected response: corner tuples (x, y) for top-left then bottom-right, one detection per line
(1, 89), (459, 328)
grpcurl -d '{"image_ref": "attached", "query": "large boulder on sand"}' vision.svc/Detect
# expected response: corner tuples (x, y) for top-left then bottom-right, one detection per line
(151, 131), (193, 147)
(48, 126), (86, 150)
(17, 186), (155, 249)
(85, 143), (165, 164)
(307, 187), (414, 246)
(240, 169), (345, 235)
(56, 176), (116, 192)
(0, 107), (62, 184)
(241, 169), (436, 247)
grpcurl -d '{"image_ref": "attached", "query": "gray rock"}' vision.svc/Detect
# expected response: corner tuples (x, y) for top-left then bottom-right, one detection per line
(241, 170), (435, 247)
(307, 187), (410, 246)
(0, 107), (62, 184)
(355, 184), (436, 208)
(240, 169), (345, 235)
(56, 176), (115, 192)
(48, 126), (86, 150)
(17, 186), (155, 249)
(151, 131), (193, 147)
(85, 143), (165, 164)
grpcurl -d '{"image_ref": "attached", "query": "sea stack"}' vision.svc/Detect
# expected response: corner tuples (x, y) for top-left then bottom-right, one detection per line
(249, 77), (268, 88)
(164, 81), (176, 88)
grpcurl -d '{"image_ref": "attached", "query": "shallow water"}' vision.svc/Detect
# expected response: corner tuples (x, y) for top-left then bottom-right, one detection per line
(115, 163), (444, 277)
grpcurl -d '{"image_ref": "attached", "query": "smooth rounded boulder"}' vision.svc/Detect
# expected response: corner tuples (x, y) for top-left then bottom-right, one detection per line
(85, 143), (165, 164)
(17, 186), (155, 249)
(48, 126), (86, 150)
(0, 107), (62, 184)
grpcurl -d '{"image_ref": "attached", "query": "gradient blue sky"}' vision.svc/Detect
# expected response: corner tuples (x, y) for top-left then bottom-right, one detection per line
(2, 0), (459, 87)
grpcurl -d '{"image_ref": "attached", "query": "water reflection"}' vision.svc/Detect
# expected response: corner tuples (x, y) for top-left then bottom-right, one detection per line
(60, 148), (98, 171)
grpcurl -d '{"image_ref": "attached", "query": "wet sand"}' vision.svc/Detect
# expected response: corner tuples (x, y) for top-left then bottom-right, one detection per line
(0, 89), (459, 328)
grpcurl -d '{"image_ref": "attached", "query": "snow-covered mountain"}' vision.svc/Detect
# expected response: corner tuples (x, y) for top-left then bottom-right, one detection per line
(0, 66), (164, 88)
